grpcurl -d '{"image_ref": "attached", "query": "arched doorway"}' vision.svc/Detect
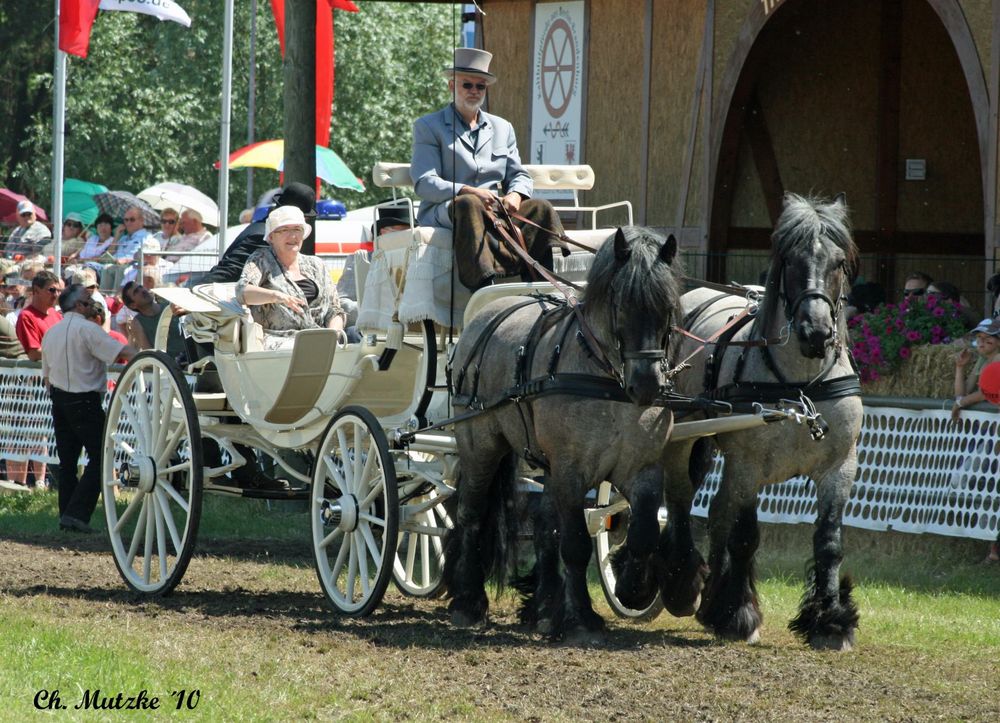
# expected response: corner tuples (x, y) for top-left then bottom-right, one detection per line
(709, 0), (988, 303)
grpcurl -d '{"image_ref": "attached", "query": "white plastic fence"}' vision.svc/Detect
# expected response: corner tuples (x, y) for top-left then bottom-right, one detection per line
(2, 360), (997, 541)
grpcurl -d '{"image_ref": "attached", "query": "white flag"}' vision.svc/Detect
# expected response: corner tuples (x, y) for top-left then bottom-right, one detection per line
(98, 0), (192, 28)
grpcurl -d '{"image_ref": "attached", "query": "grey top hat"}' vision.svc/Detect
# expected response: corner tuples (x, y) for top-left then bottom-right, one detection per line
(445, 47), (497, 85)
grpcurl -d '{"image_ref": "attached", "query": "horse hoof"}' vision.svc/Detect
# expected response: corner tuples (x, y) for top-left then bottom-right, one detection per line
(535, 617), (554, 636)
(809, 632), (855, 652)
(562, 627), (607, 647)
(450, 610), (487, 629)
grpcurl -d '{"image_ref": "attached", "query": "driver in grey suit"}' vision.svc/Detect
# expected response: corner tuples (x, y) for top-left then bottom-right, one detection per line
(410, 48), (567, 291)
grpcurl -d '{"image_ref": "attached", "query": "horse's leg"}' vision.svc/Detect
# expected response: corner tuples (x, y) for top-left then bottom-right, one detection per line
(548, 471), (605, 641)
(515, 488), (563, 633)
(610, 465), (663, 611)
(443, 443), (517, 628)
(696, 472), (763, 643)
(789, 457), (860, 650)
(656, 438), (711, 617)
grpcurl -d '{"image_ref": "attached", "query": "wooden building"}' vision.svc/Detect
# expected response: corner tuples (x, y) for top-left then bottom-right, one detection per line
(476, 0), (997, 301)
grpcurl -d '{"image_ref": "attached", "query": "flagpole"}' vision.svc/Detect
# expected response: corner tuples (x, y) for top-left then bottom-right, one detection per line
(247, 0), (257, 210)
(51, 1), (67, 278)
(218, 0), (235, 258)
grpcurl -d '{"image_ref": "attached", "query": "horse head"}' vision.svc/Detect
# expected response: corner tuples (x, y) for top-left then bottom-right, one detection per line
(766, 193), (856, 359)
(585, 227), (682, 406)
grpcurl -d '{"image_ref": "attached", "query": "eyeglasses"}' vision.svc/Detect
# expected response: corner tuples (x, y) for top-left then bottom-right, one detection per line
(162, 219), (177, 225)
(64, 222), (82, 228)
(124, 216), (140, 222)
(272, 227), (304, 237)
(85, 284), (98, 290)
(46, 286), (59, 293)
(903, 288), (925, 297)
(461, 82), (487, 91)
(19, 212), (32, 218)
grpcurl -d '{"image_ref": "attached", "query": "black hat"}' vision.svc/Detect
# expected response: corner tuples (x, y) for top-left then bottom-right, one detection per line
(273, 182), (316, 217)
(375, 205), (412, 234)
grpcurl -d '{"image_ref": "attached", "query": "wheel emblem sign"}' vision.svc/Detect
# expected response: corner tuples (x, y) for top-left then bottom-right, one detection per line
(540, 18), (576, 119)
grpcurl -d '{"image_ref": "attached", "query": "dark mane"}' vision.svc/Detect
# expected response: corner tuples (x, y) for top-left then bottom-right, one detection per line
(759, 193), (857, 328)
(584, 226), (683, 359)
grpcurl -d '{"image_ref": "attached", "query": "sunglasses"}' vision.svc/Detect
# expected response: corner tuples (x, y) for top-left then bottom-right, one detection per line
(162, 219), (178, 225)
(19, 212), (32, 218)
(46, 286), (59, 293)
(903, 288), (925, 297)
(461, 82), (487, 91)
(85, 284), (99, 290)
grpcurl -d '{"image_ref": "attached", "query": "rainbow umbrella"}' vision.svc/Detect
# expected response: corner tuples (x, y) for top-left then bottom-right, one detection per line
(220, 140), (365, 192)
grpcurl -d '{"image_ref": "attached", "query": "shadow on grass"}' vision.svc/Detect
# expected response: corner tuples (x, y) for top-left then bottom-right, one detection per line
(4, 578), (711, 652)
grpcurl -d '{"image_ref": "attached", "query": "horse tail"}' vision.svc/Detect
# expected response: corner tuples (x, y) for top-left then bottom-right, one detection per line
(442, 450), (521, 594)
(479, 450), (521, 589)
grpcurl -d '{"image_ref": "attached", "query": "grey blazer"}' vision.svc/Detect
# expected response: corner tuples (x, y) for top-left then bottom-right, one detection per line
(410, 104), (533, 228)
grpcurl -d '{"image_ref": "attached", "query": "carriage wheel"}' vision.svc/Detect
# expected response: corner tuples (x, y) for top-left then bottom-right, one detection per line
(392, 452), (455, 598)
(311, 406), (398, 616)
(102, 351), (203, 595)
(592, 481), (664, 621)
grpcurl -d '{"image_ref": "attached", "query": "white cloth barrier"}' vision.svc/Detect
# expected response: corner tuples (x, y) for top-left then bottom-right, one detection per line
(1, 359), (997, 541)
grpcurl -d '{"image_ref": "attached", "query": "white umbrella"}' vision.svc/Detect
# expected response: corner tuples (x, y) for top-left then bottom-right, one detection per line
(138, 182), (220, 227)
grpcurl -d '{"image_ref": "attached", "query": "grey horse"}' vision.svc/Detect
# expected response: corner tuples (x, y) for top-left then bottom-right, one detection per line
(443, 227), (682, 639)
(658, 193), (863, 650)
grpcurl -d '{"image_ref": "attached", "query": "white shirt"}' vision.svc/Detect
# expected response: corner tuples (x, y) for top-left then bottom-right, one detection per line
(41, 312), (125, 393)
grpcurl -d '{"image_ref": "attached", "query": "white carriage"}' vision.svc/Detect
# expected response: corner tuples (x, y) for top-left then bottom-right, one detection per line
(99, 162), (799, 619)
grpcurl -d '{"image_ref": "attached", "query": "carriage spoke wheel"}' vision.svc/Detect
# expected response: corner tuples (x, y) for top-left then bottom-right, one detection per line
(312, 406), (398, 616)
(392, 452), (455, 598)
(592, 481), (664, 621)
(102, 351), (203, 595)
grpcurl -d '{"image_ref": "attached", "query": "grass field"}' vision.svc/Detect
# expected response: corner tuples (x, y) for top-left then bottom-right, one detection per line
(2, 490), (1000, 721)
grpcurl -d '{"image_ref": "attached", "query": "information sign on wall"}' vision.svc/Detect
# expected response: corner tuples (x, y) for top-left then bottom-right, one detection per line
(530, 1), (585, 199)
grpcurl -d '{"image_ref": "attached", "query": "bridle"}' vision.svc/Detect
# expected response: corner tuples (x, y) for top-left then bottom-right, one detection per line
(774, 252), (850, 347)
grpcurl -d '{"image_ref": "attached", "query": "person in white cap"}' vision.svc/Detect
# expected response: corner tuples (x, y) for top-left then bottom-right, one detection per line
(4, 199), (51, 259)
(235, 205), (345, 350)
(410, 47), (568, 291)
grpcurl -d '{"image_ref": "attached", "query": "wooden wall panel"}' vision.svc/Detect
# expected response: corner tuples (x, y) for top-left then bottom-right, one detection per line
(898, 0), (982, 233)
(647, 0), (707, 230)
(482, 1), (533, 143)
(583, 0), (645, 213)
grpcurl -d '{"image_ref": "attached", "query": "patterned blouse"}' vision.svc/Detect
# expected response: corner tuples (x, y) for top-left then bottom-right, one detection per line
(236, 246), (344, 343)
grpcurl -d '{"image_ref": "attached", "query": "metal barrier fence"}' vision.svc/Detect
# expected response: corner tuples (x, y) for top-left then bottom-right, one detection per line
(2, 359), (997, 541)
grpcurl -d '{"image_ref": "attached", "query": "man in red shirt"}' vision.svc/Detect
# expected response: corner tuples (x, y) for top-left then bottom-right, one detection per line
(16, 270), (63, 361)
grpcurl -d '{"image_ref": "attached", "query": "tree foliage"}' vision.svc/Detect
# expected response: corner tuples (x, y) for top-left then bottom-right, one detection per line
(2, 1), (458, 224)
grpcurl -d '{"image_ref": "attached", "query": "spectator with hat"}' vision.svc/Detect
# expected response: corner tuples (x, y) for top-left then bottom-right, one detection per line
(951, 318), (1000, 421)
(202, 182), (316, 284)
(410, 48), (568, 290)
(4, 199), (51, 259)
(41, 284), (137, 533)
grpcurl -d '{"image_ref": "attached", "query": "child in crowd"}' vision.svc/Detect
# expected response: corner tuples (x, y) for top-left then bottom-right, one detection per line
(952, 318), (1000, 422)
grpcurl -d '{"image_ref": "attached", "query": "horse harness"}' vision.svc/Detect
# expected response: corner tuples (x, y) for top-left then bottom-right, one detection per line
(682, 270), (861, 439)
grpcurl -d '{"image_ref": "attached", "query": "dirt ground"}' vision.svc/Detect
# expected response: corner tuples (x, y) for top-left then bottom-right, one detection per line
(3, 528), (998, 721)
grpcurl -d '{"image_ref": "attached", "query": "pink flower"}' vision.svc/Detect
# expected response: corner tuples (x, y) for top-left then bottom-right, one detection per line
(932, 306), (945, 317)
(899, 347), (911, 359)
(906, 330), (921, 342)
(895, 319), (905, 330)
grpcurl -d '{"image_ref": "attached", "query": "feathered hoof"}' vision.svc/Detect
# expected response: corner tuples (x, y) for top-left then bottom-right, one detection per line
(449, 608), (488, 629)
(808, 632), (855, 652)
(662, 592), (700, 618)
(559, 624), (607, 647)
(534, 617), (554, 636)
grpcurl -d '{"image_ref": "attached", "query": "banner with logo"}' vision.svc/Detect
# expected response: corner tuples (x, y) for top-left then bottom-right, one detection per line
(98, 0), (192, 28)
(530, 1), (585, 199)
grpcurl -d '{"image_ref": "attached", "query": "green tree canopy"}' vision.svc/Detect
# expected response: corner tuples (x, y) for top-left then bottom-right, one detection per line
(1, 1), (460, 224)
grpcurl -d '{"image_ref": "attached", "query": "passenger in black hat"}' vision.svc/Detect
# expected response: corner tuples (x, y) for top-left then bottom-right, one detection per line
(201, 182), (316, 284)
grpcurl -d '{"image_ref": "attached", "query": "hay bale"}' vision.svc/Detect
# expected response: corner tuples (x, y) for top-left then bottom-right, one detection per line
(860, 341), (960, 398)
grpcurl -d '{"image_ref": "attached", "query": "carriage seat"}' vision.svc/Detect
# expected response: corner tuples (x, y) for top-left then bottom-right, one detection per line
(185, 282), (265, 354)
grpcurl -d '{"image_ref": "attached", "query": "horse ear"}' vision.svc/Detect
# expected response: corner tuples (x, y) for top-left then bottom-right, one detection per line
(614, 227), (631, 263)
(659, 234), (678, 265)
(833, 192), (848, 206)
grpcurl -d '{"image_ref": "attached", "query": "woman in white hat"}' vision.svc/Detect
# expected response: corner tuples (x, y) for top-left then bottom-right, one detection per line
(236, 205), (345, 349)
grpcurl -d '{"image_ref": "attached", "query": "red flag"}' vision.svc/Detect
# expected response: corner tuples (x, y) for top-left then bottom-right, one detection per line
(269, 0), (359, 148)
(59, 0), (102, 58)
